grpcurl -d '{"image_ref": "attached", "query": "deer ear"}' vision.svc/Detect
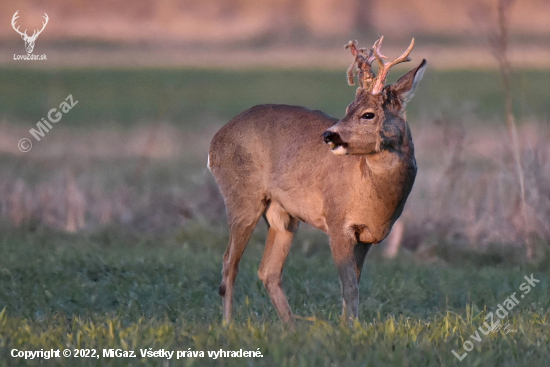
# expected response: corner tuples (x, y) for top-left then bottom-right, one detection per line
(389, 59), (427, 108)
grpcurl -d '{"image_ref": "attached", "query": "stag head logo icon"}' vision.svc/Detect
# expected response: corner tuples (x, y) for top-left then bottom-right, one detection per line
(12, 11), (49, 54)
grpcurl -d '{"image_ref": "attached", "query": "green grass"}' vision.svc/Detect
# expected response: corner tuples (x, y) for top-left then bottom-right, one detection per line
(0, 225), (549, 366)
(1, 66), (550, 365)
(0, 68), (548, 129)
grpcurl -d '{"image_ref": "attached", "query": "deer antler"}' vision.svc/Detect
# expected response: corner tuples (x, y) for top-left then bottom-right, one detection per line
(11, 11), (28, 38)
(12, 11), (48, 40)
(371, 36), (415, 95)
(30, 13), (49, 40)
(345, 38), (387, 91)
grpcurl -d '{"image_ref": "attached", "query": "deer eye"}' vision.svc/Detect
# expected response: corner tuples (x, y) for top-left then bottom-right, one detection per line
(361, 112), (375, 120)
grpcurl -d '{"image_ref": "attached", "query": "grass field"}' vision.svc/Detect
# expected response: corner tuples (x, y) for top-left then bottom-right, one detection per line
(1, 68), (549, 128)
(0, 226), (549, 366)
(0, 67), (549, 366)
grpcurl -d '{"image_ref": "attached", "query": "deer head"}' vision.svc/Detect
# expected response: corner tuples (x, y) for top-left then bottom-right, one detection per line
(323, 36), (426, 156)
(12, 11), (49, 54)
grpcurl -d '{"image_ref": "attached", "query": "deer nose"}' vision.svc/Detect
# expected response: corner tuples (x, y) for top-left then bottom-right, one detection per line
(323, 131), (341, 144)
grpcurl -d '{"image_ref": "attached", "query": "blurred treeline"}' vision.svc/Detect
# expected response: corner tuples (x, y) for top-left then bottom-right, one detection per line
(0, 0), (549, 44)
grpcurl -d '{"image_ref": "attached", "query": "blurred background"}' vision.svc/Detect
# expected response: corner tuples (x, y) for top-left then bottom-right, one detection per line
(0, 0), (549, 264)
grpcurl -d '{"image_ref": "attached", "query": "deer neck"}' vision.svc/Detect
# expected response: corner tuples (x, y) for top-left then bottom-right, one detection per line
(346, 148), (415, 244)
(368, 138), (413, 166)
(360, 145), (416, 199)
(362, 120), (416, 183)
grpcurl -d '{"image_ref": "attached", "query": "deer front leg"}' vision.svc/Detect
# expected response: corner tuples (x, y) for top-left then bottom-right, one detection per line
(330, 234), (371, 324)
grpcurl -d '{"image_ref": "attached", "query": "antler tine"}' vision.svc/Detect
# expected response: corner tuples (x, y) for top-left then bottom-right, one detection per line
(391, 37), (415, 66)
(371, 38), (415, 95)
(345, 40), (358, 55)
(11, 11), (28, 37)
(345, 41), (370, 86)
(12, 11), (19, 25)
(33, 13), (49, 38)
(346, 62), (356, 86)
(345, 38), (386, 89)
(345, 41), (358, 86)
(372, 36), (388, 70)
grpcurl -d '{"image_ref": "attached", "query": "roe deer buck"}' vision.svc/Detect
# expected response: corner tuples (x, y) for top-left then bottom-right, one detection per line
(208, 36), (426, 324)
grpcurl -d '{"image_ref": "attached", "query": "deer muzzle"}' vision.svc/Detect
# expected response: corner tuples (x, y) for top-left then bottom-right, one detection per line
(322, 130), (348, 155)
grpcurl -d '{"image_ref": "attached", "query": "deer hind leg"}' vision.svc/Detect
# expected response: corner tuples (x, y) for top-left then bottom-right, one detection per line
(219, 198), (265, 323)
(258, 201), (298, 323)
